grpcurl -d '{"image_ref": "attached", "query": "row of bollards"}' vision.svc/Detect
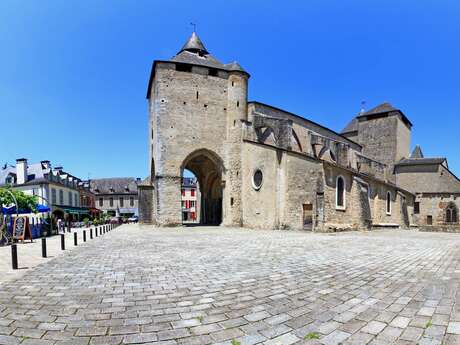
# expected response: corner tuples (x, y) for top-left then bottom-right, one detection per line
(11, 223), (118, 269)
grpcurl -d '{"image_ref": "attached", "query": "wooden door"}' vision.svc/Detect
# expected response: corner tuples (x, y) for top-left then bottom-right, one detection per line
(303, 203), (313, 230)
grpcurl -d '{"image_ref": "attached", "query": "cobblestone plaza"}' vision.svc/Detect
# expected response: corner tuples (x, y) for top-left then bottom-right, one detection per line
(1, 225), (460, 344)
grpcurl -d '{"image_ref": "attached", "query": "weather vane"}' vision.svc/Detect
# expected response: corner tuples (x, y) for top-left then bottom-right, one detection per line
(360, 100), (366, 114)
(190, 22), (196, 32)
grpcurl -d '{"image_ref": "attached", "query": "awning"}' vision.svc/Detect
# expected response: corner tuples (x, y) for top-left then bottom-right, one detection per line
(56, 206), (90, 215)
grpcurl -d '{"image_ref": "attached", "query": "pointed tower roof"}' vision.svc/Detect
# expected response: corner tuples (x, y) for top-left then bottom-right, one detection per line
(410, 145), (424, 159)
(356, 102), (412, 128)
(179, 31), (209, 55)
(360, 102), (398, 116)
(224, 61), (246, 72)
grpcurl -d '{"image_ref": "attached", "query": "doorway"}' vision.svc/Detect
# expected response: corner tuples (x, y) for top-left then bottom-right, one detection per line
(181, 149), (223, 225)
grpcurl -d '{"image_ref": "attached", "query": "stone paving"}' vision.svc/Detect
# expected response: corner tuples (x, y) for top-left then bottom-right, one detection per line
(0, 226), (112, 284)
(1, 225), (460, 345)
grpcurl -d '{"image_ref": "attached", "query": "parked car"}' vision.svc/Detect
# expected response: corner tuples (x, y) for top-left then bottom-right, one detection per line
(127, 216), (138, 223)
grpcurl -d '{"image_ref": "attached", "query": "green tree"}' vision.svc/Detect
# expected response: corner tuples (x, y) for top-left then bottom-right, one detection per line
(0, 187), (38, 213)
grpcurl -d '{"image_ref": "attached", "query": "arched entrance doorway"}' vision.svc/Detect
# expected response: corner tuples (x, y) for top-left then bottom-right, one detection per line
(52, 209), (64, 220)
(181, 149), (223, 225)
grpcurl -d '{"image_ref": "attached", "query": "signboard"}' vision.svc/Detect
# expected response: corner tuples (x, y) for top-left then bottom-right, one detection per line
(13, 216), (32, 242)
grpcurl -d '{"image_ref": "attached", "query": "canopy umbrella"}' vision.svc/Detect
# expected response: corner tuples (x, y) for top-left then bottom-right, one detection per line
(2, 204), (50, 214)
(36, 204), (50, 213)
(2, 205), (16, 214)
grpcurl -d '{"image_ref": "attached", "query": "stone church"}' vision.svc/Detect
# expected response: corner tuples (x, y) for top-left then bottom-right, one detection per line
(138, 32), (460, 232)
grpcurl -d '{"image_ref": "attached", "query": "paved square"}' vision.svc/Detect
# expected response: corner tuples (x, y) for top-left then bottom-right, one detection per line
(0, 225), (460, 344)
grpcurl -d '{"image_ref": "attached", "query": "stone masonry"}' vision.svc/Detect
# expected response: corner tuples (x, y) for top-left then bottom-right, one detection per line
(139, 32), (418, 231)
(1, 224), (460, 344)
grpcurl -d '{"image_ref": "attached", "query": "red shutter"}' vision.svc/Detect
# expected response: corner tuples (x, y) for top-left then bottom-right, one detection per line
(191, 189), (195, 197)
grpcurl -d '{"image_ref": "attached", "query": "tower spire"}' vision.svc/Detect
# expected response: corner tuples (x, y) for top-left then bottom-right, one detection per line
(179, 31), (209, 55)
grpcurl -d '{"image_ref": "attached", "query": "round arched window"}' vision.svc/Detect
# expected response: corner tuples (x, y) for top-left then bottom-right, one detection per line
(252, 169), (263, 190)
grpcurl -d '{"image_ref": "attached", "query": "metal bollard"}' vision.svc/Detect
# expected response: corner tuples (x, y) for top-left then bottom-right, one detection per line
(61, 234), (65, 250)
(41, 238), (47, 258)
(74, 232), (78, 246)
(95, 227), (98, 237)
(90, 228), (93, 239)
(83, 230), (86, 242)
(11, 244), (18, 270)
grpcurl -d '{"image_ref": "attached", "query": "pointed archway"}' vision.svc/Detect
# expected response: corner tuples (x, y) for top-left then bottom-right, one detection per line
(181, 149), (223, 225)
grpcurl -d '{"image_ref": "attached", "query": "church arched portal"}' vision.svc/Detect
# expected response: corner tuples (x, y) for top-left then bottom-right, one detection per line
(181, 150), (223, 225)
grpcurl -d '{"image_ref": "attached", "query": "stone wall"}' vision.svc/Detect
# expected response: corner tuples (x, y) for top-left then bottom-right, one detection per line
(395, 163), (460, 194)
(148, 62), (231, 225)
(281, 152), (322, 230)
(248, 102), (361, 151)
(141, 55), (415, 231)
(321, 164), (412, 231)
(138, 185), (155, 224)
(241, 142), (280, 229)
(355, 113), (411, 181)
(413, 194), (460, 227)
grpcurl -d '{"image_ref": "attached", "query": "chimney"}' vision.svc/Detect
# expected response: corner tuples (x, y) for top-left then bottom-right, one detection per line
(16, 158), (28, 184)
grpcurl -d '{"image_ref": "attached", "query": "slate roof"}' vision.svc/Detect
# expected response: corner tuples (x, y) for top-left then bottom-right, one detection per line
(341, 102), (412, 134)
(90, 177), (139, 194)
(170, 32), (247, 72)
(359, 102), (398, 116)
(0, 162), (50, 185)
(341, 118), (358, 134)
(410, 145), (424, 159)
(0, 166), (15, 184)
(147, 32), (248, 99)
(395, 158), (447, 166)
(171, 50), (225, 69)
(224, 61), (246, 72)
(138, 176), (152, 187)
(179, 31), (209, 54)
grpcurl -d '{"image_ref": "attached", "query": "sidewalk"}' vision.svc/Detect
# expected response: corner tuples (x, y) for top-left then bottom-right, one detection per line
(0, 224), (114, 285)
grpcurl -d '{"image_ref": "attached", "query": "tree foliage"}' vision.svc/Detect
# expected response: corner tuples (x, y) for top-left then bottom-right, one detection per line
(0, 187), (38, 213)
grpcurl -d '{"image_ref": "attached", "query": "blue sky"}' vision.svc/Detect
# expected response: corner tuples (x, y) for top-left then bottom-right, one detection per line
(1, 1), (459, 179)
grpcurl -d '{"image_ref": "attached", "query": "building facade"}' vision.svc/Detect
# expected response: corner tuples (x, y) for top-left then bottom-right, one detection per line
(90, 178), (140, 218)
(139, 32), (425, 231)
(181, 177), (199, 222)
(393, 146), (460, 231)
(0, 158), (94, 220)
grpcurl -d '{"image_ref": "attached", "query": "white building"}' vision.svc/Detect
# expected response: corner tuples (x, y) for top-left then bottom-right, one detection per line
(0, 158), (94, 220)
